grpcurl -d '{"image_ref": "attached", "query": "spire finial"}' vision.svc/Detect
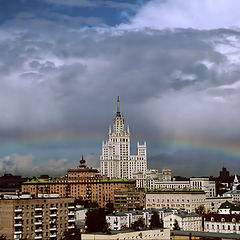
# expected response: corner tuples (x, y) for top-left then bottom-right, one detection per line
(117, 96), (120, 114)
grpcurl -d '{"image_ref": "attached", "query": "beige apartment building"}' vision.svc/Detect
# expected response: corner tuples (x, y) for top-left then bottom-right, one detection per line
(145, 190), (206, 212)
(0, 196), (75, 240)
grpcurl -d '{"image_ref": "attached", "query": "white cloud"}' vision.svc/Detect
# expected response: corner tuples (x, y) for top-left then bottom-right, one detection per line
(122, 0), (240, 30)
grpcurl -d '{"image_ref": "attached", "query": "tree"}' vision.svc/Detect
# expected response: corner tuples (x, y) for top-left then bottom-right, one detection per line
(0, 235), (6, 240)
(173, 219), (180, 230)
(63, 229), (81, 240)
(85, 208), (109, 232)
(150, 212), (163, 228)
(195, 205), (206, 216)
(131, 217), (145, 230)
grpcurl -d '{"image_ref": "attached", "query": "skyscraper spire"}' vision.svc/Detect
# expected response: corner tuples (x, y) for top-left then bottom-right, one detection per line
(115, 96), (122, 117)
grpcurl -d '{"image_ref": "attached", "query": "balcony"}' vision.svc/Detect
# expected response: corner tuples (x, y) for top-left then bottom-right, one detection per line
(35, 222), (42, 225)
(50, 214), (57, 217)
(14, 209), (22, 213)
(35, 215), (42, 218)
(50, 228), (57, 231)
(68, 219), (75, 223)
(50, 234), (57, 238)
(35, 208), (42, 211)
(68, 205), (75, 209)
(14, 216), (22, 220)
(68, 212), (74, 216)
(14, 231), (22, 234)
(35, 236), (42, 240)
(14, 223), (22, 227)
(35, 229), (42, 233)
(68, 225), (75, 229)
(50, 207), (57, 211)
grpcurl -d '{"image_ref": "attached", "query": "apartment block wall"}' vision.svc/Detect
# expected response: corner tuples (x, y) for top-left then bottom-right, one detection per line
(0, 197), (75, 240)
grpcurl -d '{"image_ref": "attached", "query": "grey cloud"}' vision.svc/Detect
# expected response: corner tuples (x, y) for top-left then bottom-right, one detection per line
(1, 26), (240, 175)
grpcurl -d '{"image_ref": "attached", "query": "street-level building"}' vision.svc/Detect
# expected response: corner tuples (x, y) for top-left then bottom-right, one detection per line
(204, 213), (240, 234)
(163, 212), (202, 231)
(0, 195), (75, 240)
(145, 190), (206, 213)
(100, 97), (147, 179)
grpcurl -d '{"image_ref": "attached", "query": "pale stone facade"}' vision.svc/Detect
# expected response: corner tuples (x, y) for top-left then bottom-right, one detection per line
(163, 212), (202, 231)
(190, 178), (216, 197)
(145, 190), (206, 213)
(100, 97), (147, 179)
(133, 169), (172, 189)
(82, 229), (170, 240)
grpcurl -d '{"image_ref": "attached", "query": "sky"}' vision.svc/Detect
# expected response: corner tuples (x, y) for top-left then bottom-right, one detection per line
(1, 0), (240, 177)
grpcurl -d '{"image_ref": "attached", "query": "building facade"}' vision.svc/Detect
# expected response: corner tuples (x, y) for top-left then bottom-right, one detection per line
(22, 157), (137, 208)
(0, 195), (75, 240)
(163, 212), (202, 231)
(100, 97), (147, 179)
(145, 190), (206, 213)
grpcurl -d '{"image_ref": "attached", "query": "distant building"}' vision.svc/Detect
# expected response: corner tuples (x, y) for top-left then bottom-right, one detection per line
(145, 189), (206, 213)
(0, 173), (29, 193)
(133, 169), (172, 189)
(0, 195), (75, 240)
(100, 97), (147, 179)
(223, 175), (240, 202)
(204, 196), (233, 213)
(190, 178), (216, 197)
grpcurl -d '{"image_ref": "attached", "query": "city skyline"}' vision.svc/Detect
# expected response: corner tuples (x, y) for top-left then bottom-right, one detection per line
(1, 0), (240, 176)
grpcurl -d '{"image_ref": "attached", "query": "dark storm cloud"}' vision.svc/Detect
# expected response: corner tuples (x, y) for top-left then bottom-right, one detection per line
(0, 27), (240, 139)
(2, 19), (240, 175)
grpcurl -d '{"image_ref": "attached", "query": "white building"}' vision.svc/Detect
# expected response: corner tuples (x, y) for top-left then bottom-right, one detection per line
(163, 212), (202, 231)
(133, 169), (172, 189)
(106, 210), (153, 230)
(100, 97), (147, 179)
(190, 178), (216, 197)
(223, 175), (240, 202)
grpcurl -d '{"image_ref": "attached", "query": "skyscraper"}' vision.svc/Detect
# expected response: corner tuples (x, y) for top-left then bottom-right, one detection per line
(100, 97), (147, 179)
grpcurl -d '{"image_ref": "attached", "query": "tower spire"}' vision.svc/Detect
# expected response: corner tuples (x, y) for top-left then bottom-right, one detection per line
(116, 96), (121, 117)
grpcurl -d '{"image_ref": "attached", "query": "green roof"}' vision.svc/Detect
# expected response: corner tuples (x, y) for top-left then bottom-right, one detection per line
(24, 178), (56, 184)
(102, 178), (134, 182)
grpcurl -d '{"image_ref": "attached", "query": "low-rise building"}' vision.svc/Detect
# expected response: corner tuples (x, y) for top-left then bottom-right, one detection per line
(145, 189), (206, 213)
(204, 213), (240, 234)
(0, 195), (75, 240)
(81, 228), (170, 240)
(204, 196), (232, 213)
(106, 210), (153, 231)
(114, 188), (145, 211)
(163, 212), (202, 231)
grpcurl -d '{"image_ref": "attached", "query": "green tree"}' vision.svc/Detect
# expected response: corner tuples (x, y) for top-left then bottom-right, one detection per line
(63, 228), (81, 240)
(173, 219), (180, 230)
(195, 205), (206, 216)
(150, 212), (163, 228)
(131, 217), (145, 230)
(85, 208), (108, 232)
(0, 235), (6, 240)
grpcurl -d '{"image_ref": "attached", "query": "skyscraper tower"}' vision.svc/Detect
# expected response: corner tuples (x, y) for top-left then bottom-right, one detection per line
(100, 97), (147, 179)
